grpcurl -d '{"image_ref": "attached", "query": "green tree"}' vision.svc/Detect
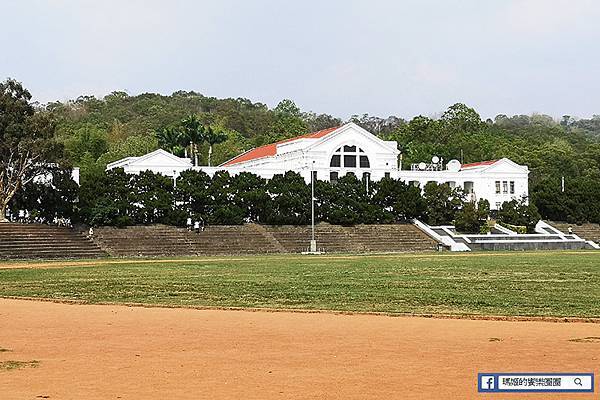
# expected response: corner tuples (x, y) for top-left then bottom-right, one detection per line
(175, 169), (212, 221)
(455, 199), (489, 234)
(497, 198), (541, 233)
(316, 174), (380, 225)
(11, 167), (78, 223)
(64, 123), (108, 163)
(439, 103), (483, 138)
(265, 171), (310, 225)
(155, 126), (182, 155)
(371, 177), (425, 222)
(180, 115), (205, 166)
(207, 171), (245, 224)
(129, 170), (174, 224)
(270, 99), (308, 141)
(0, 79), (65, 222)
(83, 168), (134, 227)
(422, 182), (465, 225)
(204, 126), (228, 166)
(229, 172), (269, 222)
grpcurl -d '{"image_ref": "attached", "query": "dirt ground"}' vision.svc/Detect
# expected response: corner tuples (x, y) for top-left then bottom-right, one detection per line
(1, 299), (599, 399)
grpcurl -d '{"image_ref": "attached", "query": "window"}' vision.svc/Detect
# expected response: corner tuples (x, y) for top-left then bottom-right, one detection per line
(384, 172), (391, 179)
(409, 180), (420, 187)
(447, 181), (456, 189)
(330, 171), (338, 182)
(495, 181), (501, 194)
(329, 145), (370, 169)
(346, 172), (355, 177)
(503, 181), (508, 194)
(359, 155), (370, 168)
(464, 181), (474, 194)
(510, 181), (515, 194)
(330, 155), (341, 167)
(344, 155), (356, 168)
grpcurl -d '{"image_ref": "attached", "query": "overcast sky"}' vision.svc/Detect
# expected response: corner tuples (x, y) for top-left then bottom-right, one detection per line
(2, 0), (599, 120)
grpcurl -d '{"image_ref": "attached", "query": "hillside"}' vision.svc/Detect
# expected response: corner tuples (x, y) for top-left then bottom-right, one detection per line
(44, 91), (600, 223)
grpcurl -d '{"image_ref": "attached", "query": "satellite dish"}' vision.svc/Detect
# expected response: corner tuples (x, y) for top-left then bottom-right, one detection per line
(446, 159), (461, 172)
(418, 162), (427, 170)
(432, 156), (440, 164)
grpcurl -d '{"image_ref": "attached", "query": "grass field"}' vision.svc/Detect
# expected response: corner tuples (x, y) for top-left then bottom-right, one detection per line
(1, 251), (600, 318)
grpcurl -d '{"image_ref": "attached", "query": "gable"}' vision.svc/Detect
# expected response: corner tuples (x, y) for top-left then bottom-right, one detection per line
(304, 123), (399, 155)
(479, 158), (528, 174)
(219, 123), (398, 168)
(130, 149), (192, 167)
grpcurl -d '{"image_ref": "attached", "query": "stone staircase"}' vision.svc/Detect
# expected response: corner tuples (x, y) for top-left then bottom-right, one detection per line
(264, 223), (437, 253)
(414, 220), (595, 252)
(0, 223), (107, 259)
(91, 223), (437, 257)
(549, 222), (600, 244)
(92, 224), (282, 257)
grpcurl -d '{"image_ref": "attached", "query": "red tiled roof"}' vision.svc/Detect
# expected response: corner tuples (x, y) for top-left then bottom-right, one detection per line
(222, 126), (340, 166)
(460, 159), (499, 169)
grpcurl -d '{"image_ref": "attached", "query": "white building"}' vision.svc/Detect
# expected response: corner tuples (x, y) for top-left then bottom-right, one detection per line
(107, 122), (529, 210)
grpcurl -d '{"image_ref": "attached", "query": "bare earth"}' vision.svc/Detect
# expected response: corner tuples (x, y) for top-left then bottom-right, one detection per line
(1, 299), (599, 399)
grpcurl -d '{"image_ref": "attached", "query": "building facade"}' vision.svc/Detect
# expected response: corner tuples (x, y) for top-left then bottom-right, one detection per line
(107, 122), (529, 210)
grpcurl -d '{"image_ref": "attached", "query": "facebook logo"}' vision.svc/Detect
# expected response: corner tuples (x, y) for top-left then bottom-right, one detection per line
(478, 373), (594, 393)
(479, 375), (496, 391)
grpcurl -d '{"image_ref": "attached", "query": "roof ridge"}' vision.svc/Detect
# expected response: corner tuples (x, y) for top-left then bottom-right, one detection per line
(461, 159), (499, 169)
(221, 125), (340, 167)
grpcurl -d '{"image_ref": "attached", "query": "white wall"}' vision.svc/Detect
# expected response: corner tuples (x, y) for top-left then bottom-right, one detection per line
(397, 161), (529, 210)
(106, 125), (529, 211)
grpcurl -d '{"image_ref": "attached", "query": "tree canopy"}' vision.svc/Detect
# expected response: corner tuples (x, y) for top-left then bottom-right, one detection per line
(0, 79), (65, 221)
(4, 78), (600, 225)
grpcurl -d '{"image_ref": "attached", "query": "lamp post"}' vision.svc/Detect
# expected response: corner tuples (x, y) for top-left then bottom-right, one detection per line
(310, 161), (317, 253)
(173, 170), (177, 188)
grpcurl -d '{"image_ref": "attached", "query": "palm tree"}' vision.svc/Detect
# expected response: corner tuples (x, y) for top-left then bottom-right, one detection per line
(180, 115), (205, 166)
(155, 127), (181, 154)
(205, 126), (228, 166)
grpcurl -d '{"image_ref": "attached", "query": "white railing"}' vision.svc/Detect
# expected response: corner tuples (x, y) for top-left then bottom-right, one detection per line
(413, 219), (471, 252)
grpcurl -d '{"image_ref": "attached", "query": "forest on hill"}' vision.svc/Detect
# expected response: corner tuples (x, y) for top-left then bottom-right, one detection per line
(46, 91), (600, 170)
(1, 76), (597, 225)
(43, 90), (600, 223)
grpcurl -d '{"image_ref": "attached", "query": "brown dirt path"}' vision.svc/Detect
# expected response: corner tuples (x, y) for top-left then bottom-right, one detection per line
(1, 299), (599, 399)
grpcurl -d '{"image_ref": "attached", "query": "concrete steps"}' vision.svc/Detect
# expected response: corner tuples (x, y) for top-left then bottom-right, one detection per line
(0, 223), (107, 259)
(92, 224), (282, 257)
(549, 222), (600, 244)
(264, 223), (437, 253)
(91, 223), (437, 257)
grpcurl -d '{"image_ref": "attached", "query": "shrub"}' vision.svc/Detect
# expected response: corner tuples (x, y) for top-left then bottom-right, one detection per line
(423, 183), (465, 225)
(497, 198), (541, 233)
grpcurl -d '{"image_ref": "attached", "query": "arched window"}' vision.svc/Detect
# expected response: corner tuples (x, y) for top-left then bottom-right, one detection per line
(330, 146), (370, 168)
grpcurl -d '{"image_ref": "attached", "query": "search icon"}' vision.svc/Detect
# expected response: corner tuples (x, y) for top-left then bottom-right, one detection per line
(574, 377), (583, 386)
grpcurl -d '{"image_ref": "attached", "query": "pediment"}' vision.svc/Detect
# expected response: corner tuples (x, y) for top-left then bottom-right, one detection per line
(481, 158), (528, 173)
(130, 149), (192, 167)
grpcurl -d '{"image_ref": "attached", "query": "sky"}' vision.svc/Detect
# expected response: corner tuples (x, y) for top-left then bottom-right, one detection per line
(1, 0), (600, 120)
